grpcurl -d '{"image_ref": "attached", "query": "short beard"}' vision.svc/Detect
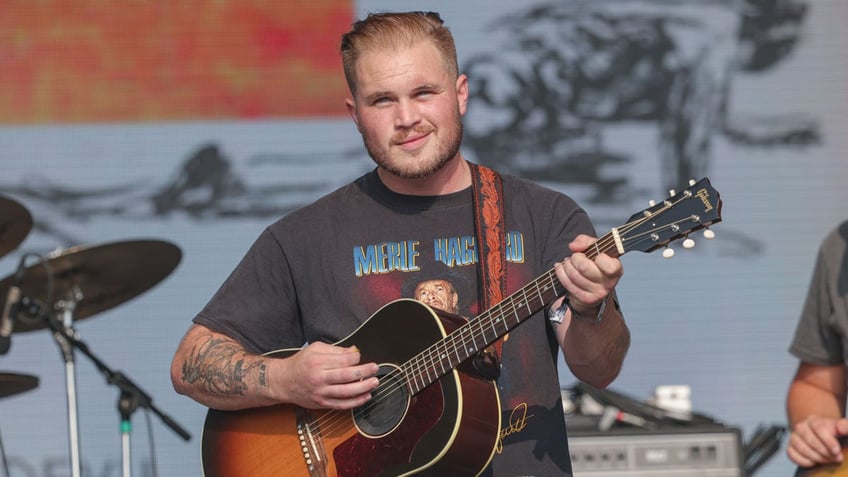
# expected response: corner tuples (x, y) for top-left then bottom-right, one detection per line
(363, 113), (464, 180)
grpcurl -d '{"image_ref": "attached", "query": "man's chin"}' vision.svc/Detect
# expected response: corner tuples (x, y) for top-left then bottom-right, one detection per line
(382, 161), (443, 180)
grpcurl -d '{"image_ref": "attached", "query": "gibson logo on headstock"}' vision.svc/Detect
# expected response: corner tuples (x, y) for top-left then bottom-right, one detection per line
(696, 188), (714, 212)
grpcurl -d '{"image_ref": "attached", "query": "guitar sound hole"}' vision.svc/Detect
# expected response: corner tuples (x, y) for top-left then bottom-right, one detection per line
(353, 364), (409, 438)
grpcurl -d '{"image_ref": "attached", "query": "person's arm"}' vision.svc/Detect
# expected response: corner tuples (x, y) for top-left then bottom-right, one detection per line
(170, 323), (379, 411)
(553, 234), (630, 388)
(786, 361), (848, 467)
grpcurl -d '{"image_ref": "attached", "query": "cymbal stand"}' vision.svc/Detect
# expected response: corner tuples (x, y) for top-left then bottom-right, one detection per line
(40, 299), (191, 477)
(118, 386), (140, 477)
(52, 287), (83, 477)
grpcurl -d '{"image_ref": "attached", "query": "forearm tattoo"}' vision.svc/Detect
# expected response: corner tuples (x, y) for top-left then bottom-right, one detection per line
(181, 335), (267, 397)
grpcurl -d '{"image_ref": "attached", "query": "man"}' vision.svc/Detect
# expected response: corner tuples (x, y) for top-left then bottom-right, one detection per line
(412, 278), (461, 315)
(171, 11), (630, 475)
(787, 220), (848, 469)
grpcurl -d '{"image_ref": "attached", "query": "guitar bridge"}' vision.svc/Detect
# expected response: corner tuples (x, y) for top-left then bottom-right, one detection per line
(296, 407), (328, 476)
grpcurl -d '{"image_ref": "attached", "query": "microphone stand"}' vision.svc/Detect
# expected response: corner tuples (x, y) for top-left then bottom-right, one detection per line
(52, 290), (83, 477)
(34, 299), (191, 477)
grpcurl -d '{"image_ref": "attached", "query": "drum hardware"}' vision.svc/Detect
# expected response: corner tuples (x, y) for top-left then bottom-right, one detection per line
(0, 195), (32, 261)
(0, 238), (191, 477)
(0, 372), (38, 400)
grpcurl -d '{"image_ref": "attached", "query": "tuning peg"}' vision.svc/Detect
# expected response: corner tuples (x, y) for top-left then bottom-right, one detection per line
(682, 237), (695, 249)
(689, 179), (696, 186)
(669, 189), (676, 197)
(662, 247), (675, 259)
(703, 228), (715, 240)
(648, 200), (656, 207)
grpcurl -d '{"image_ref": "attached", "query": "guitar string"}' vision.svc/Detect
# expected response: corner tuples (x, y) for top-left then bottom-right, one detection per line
(303, 191), (708, 439)
(402, 210), (708, 397)
(308, 200), (710, 439)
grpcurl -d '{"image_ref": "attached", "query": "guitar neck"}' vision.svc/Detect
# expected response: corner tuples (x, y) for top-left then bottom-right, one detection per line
(403, 229), (622, 395)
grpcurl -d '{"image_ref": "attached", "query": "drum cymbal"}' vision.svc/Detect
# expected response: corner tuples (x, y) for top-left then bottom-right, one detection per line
(0, 372), (39, 399)
(0, 239), (181, 332)
(0, 195), (33, 259)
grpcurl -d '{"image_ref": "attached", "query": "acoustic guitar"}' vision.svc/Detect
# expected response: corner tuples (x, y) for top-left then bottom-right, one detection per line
(201, 178), (723, 477)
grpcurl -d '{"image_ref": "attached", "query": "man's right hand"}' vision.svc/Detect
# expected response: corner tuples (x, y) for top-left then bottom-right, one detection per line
(281, 342), (380, 410)
(171, 324), (379, 411)
(787, 415), (848, 468)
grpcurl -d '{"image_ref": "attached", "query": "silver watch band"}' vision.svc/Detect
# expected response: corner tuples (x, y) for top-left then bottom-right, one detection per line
(547, 296), (606, 325)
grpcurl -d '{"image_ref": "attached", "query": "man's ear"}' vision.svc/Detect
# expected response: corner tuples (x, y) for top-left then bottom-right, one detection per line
(456, 74), (469, 116)
(345, 98), (360, 129)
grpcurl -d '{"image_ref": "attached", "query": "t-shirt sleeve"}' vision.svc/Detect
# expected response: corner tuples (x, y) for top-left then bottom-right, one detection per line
(789, 246), (843, 365)
(549, 202), (595, 265)
(193, 227), (304, 354)
(523, 182), (595, 268)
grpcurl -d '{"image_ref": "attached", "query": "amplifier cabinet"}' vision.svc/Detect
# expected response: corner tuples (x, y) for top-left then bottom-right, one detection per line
(568, 426), (745, 477)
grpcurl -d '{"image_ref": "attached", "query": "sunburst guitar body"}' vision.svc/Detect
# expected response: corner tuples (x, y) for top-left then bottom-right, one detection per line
(202, 300), (501, 477)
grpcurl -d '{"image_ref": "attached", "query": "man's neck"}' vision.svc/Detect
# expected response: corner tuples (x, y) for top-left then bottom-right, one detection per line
(377, 155), (471, 196)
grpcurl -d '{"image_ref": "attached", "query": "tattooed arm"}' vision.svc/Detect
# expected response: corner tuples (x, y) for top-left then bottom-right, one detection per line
(170, 324), (380, 411)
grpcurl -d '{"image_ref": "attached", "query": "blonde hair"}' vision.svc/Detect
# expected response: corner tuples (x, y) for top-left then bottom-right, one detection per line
(340, 11), (459, 95)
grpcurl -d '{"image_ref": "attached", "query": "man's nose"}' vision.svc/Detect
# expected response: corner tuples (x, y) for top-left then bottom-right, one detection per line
(394, 99), (421, 128)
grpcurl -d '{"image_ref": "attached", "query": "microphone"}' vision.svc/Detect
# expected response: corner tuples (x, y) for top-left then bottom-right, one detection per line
(0, 255), (28, 355)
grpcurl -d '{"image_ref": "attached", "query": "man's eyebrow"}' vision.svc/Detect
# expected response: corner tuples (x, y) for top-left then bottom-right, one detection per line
(414, 83), (442, 92)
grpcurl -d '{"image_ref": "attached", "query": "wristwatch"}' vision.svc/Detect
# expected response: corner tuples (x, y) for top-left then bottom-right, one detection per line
(547, 296), (606, 325)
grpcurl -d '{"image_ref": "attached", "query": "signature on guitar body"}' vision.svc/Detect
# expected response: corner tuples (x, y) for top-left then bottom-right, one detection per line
(200, 178), (723, 477)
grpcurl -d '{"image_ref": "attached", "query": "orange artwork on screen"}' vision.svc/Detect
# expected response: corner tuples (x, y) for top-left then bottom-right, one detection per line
(0, 1), (353, 124)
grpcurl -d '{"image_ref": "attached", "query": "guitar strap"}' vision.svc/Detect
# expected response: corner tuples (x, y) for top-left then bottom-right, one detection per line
(469, 162), (508, 362)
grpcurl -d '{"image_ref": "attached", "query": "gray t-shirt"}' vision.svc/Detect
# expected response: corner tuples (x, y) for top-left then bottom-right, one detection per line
(196, 167), (597, 476)
(790, 221), (848, 365)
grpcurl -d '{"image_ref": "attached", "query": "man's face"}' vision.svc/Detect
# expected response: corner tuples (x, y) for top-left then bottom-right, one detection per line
(414, 279), (459, 314)
(346, 41), (468, 179)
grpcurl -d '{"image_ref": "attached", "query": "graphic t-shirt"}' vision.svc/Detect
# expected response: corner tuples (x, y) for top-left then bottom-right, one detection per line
(195, 167), (596, 476)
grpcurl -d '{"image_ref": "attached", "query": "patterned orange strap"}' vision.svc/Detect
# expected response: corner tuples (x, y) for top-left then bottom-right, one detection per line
(469, 162), (507, 359)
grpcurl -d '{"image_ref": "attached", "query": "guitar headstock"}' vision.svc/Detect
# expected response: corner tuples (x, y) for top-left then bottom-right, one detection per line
(619, 178), (722, 255)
